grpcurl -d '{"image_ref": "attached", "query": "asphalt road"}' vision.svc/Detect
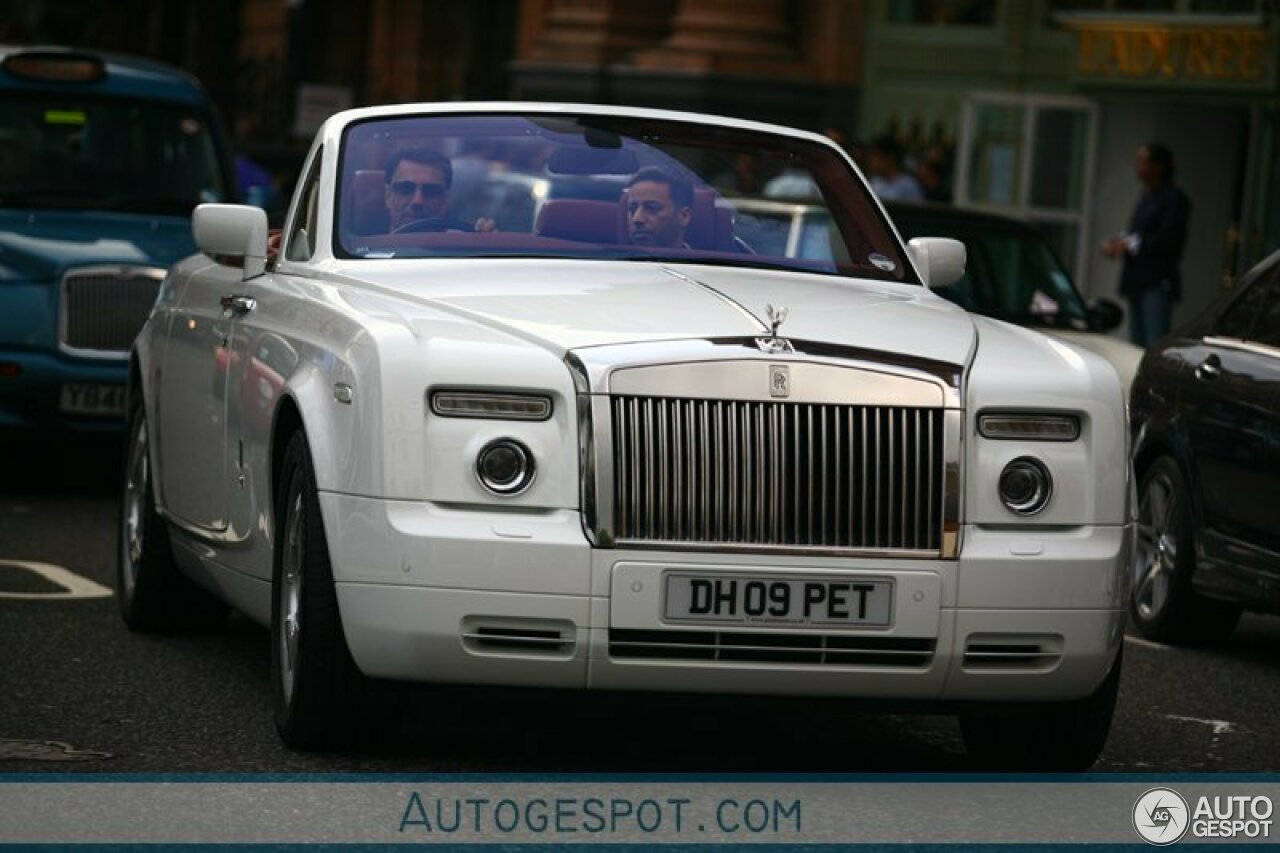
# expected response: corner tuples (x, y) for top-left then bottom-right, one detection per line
(2, 432), (1278, 773)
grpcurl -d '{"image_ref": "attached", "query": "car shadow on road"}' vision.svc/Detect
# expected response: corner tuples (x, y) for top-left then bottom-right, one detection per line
(0, 430), (122, 498)
(364, 685), (973, 773)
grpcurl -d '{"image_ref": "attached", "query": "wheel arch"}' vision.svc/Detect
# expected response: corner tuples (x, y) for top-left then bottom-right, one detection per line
(270, 393), (306, 517)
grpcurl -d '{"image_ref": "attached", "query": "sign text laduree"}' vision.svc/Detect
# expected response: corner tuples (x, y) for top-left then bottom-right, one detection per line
(1066, 21), (1275, 90)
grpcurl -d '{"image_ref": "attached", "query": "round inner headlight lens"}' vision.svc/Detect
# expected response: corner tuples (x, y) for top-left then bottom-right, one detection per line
(998, 457), (1052, 515)
(476, 439), (535, 495)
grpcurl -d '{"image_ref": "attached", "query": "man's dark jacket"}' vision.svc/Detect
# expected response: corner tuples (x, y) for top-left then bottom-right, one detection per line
(1121, 181), (1191, 299)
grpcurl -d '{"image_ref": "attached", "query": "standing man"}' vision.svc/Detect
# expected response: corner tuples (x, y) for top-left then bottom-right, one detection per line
(625, 166), (693, 248)
(1102, 143), (1190, 347)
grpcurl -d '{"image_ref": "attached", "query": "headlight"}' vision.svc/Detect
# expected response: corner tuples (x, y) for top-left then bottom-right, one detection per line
(431, 390), (552, 421)
(475, 438), (536, 495)
(978, 412), (1079, 441)
(998, 457), (1052, 515)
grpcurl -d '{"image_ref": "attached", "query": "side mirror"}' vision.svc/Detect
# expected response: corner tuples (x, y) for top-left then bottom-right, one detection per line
(906, 237), (966, 289)
(1090, 297), (1125, 333)
(193, 203), (269, 280)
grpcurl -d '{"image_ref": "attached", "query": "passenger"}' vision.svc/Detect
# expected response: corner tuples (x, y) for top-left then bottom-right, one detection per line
(384, 148), (495, 233)
(625, 166), (692, 248)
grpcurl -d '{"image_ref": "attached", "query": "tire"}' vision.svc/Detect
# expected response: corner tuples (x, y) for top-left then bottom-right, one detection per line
(959, 647), (1123, 772)
(1130, 456), (1241, 644)
(272, 429), (399, 749)
(117, 394), (228, 632)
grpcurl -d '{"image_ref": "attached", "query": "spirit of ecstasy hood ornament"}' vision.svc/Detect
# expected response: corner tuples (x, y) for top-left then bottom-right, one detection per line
(755, 303), (793, 354)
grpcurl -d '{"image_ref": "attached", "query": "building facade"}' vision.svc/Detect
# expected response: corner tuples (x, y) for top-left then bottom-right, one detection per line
(5, 0), (1276, 322)
(862, 0), (1280, 323)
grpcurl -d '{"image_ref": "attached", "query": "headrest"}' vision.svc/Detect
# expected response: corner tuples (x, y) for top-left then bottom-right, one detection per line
(535, 199), (621, 243)
(346, 169), (389, 236)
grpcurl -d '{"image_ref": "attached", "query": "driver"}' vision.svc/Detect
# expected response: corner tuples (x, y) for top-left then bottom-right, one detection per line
(384, 148), (495, 233)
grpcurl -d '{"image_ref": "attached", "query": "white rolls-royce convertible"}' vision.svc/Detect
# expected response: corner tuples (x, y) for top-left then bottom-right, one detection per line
(121, 103), (1131, 768)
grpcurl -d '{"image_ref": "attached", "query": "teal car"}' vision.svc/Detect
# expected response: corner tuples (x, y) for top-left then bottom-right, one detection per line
(0, 46), (233, 430)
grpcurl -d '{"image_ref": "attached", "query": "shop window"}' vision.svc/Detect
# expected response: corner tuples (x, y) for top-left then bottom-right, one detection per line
(956, 94), (1097, 282)
(887, 0), (996, 25)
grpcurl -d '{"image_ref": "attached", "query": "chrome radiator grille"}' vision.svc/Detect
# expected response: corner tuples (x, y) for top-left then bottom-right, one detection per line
(610, 396), (945, 552)
(61, 267), (164, 353)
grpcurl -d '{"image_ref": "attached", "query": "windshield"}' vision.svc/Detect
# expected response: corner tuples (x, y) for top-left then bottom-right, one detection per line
(335, 113), (914, 283)
(894, 214), (1090, 330)
(0, 93), (227, 216)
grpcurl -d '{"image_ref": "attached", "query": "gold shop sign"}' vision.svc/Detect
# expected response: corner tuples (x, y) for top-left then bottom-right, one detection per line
(1066, 21), (1276, 90)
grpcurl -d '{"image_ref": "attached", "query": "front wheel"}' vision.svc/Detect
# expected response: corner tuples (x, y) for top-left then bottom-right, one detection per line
(959, 647), (1122, 771)
(118, 395), (227, 632)
(272, 429), (399, 749)
(1130, 456), (1240, 644)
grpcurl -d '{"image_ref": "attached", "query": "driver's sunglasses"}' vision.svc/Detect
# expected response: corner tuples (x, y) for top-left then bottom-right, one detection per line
(389, 180), (447, 199)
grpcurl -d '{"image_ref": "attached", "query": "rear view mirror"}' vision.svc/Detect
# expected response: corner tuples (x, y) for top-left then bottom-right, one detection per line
(547, 146), (639, 175)
(193, 203), (269, 279)
(1090, 298), (1125, 332)
(906, 237), (966, 289)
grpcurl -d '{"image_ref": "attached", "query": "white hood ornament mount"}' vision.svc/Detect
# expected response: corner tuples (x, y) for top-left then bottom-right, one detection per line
(755, 303), (793, 354)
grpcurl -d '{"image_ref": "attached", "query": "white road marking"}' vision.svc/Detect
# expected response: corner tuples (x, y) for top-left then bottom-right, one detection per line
(1164, 714), (1237, 735)
(0, 560), (113, 600)
(1124, 635), (1169, 650)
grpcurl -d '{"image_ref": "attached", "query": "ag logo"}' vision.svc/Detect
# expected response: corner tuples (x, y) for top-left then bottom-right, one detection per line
(1134, 787), (1190, 845)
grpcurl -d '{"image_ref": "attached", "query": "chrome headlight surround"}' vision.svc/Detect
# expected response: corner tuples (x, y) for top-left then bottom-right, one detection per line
(430, 390), (552, 421)
(998, 456), (1053, 516)
(475, 438), (536, 496)
(978, 412), (1080, 442)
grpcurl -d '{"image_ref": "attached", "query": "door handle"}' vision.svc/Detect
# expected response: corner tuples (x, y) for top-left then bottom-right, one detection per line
(1195, 355), (1221, 381)
(220, 294), (257, 316)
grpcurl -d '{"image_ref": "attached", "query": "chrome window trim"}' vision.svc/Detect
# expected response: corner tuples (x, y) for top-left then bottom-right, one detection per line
(58, 265), (167, 360)
(1203, 335), (1280, 360)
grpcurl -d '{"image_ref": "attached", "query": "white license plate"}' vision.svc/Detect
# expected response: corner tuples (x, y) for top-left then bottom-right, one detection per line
(664, 573), (894, 627)
(59, 383), (126, 417)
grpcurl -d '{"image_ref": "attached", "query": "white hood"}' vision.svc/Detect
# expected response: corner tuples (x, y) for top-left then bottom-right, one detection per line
(330, 258), (977, 366)
(1045, 329), (1144, 394)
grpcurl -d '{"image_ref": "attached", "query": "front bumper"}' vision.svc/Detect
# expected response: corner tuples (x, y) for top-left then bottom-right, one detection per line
(320, 492), (1129, 704)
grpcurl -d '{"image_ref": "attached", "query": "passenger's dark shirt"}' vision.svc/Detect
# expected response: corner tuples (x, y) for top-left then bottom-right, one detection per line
(1121, 182), (1191, 299)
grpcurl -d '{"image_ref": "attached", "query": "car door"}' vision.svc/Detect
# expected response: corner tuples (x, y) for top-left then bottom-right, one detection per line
(1183, 262), (1280, 603)
(222, 149), (321, 554)
(157, 261), (239, 532)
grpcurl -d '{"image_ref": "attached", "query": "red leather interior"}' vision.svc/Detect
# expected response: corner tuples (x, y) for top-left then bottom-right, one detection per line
(534, 199), (621, 243)
(346, 169), (389, 235)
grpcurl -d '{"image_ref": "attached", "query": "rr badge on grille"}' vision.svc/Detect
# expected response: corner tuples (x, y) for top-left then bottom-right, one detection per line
(769, 364), (790, 398)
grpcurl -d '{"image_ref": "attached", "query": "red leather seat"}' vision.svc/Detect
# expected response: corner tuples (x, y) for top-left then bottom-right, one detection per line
(685, 186), (734, 251)
(345, 169), (389, 235)
(534, 199), (621, 243)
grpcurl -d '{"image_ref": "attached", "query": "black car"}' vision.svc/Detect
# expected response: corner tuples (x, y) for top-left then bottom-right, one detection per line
(1129, 249), (1280, 643)
(886, 202), (1142, 391)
